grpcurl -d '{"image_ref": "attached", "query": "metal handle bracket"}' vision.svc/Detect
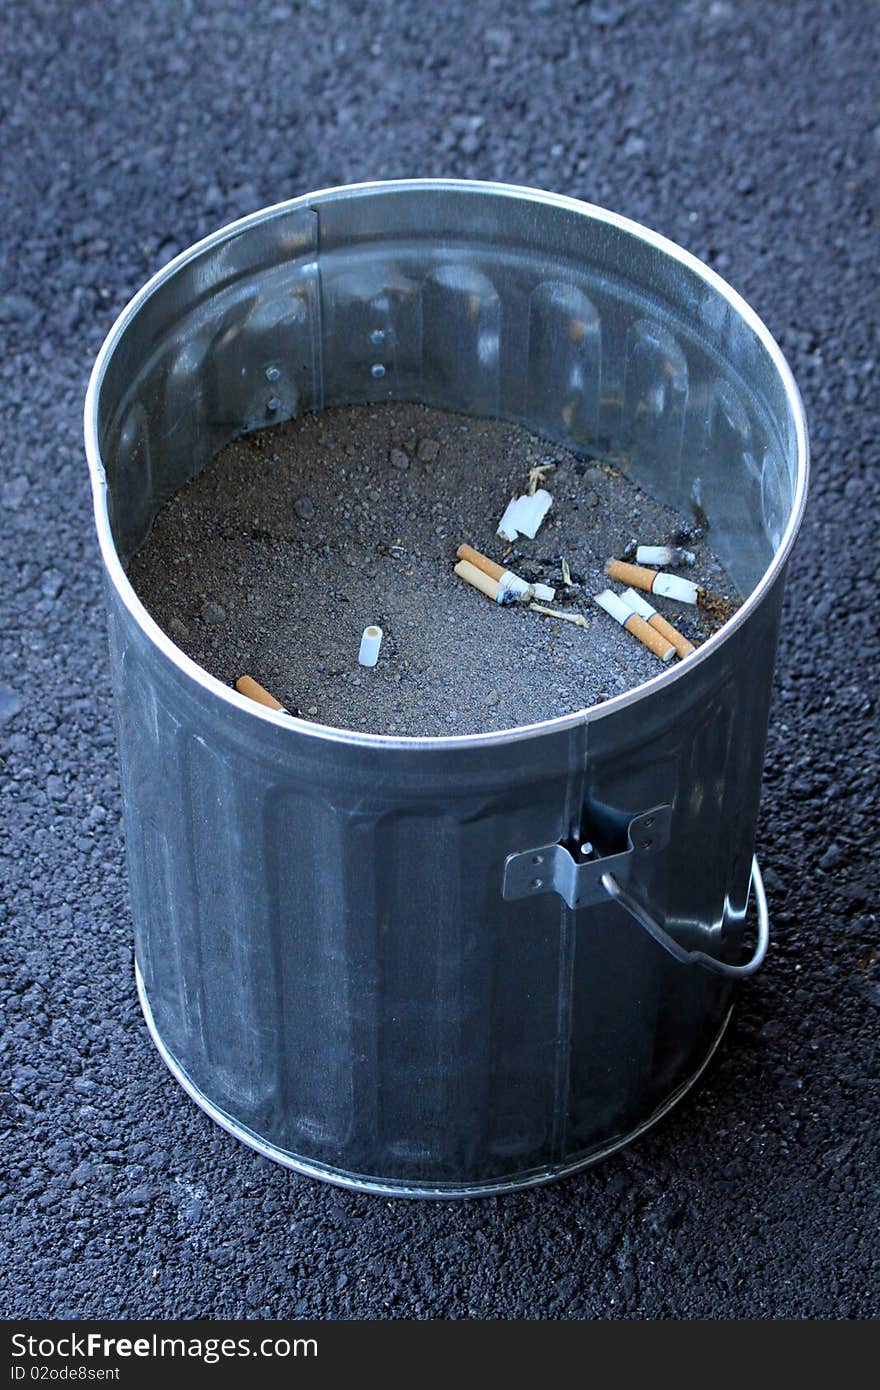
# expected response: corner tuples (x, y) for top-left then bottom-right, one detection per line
(502, 806), (672, 911)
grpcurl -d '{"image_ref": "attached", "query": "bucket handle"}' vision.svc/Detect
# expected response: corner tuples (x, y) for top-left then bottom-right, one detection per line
(601, 856), (769, 979)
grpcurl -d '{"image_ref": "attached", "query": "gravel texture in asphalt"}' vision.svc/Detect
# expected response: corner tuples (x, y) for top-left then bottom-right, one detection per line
(1, 0), (877, 1319)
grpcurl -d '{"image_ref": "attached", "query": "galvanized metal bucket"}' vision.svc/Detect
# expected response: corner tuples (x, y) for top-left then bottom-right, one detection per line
(85, 181), (808, 1196)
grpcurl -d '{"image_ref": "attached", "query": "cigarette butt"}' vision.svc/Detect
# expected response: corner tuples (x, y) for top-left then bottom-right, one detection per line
(619, 587), (695, 659)
(649, 613), (695, 658)
(455, 558), (502, 603)
(636, 545), (696, 568)
(457, 544), (506, 582)
(358, 624), (383, 667)
(623, 614), (676, 663)
(595, 591), (673, 662)
(235, 675), (287, 712)
(605, 559), (658, 592)
(605, 559), (699, 605)
(456, 543), (550, 601)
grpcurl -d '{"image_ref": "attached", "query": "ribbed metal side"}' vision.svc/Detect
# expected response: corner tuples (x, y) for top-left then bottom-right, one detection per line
(106, 566), (780, 1189)
(88, 182), (808, 1193)
(135, 959), (735, 1197)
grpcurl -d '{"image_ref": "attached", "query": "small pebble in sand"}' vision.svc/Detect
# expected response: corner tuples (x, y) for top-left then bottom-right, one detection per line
(390, 448), (410, 471)
(417, 437), (441, 462)
(585, 491), (600, 508)
(295, 495), (315, 520)
(201, 602), (226, 626)
(169, 616), (190, 641)
(42, 569), (64, 600)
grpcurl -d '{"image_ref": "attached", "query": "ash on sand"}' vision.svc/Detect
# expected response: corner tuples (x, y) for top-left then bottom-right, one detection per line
(128, 402), (740, 737)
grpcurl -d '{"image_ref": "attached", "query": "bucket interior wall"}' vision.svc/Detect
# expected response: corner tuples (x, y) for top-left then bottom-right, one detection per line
(96, 186), (800, 597)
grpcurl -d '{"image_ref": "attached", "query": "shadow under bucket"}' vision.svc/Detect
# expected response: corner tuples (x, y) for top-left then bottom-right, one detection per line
(84, 181), (808, 1196)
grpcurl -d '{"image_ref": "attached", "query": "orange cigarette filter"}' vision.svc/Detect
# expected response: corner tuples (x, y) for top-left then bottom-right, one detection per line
(649, 613), (695, 659)
(454, 558), (502, 602)
(456, 543), (505, 582)
(235, 675), (286, 711)
(620, 586), (696, 658)
(605, 559), (658, 593)
(623, 614), (676, 663)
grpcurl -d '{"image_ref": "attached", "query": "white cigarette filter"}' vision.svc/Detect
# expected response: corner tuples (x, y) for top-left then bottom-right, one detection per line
(594, 589), (634, 626)
(651, 571), (699, 604)
(636, 545), (695, 568)
(620, 587), (696, 659)
(498, 572), (556, 602)
(358, 624), (383, 667)
(594, 589), (675, 663)
(496, 489), (553, 542)
(619, 587), (656, 621)
(498, 570), (532, 599)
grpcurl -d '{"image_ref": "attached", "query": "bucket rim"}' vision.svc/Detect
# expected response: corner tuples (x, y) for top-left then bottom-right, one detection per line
(84, 178), (809, 751)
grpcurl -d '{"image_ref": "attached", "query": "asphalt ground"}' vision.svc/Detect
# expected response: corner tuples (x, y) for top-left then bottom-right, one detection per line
(1, 0), (877, 1319)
